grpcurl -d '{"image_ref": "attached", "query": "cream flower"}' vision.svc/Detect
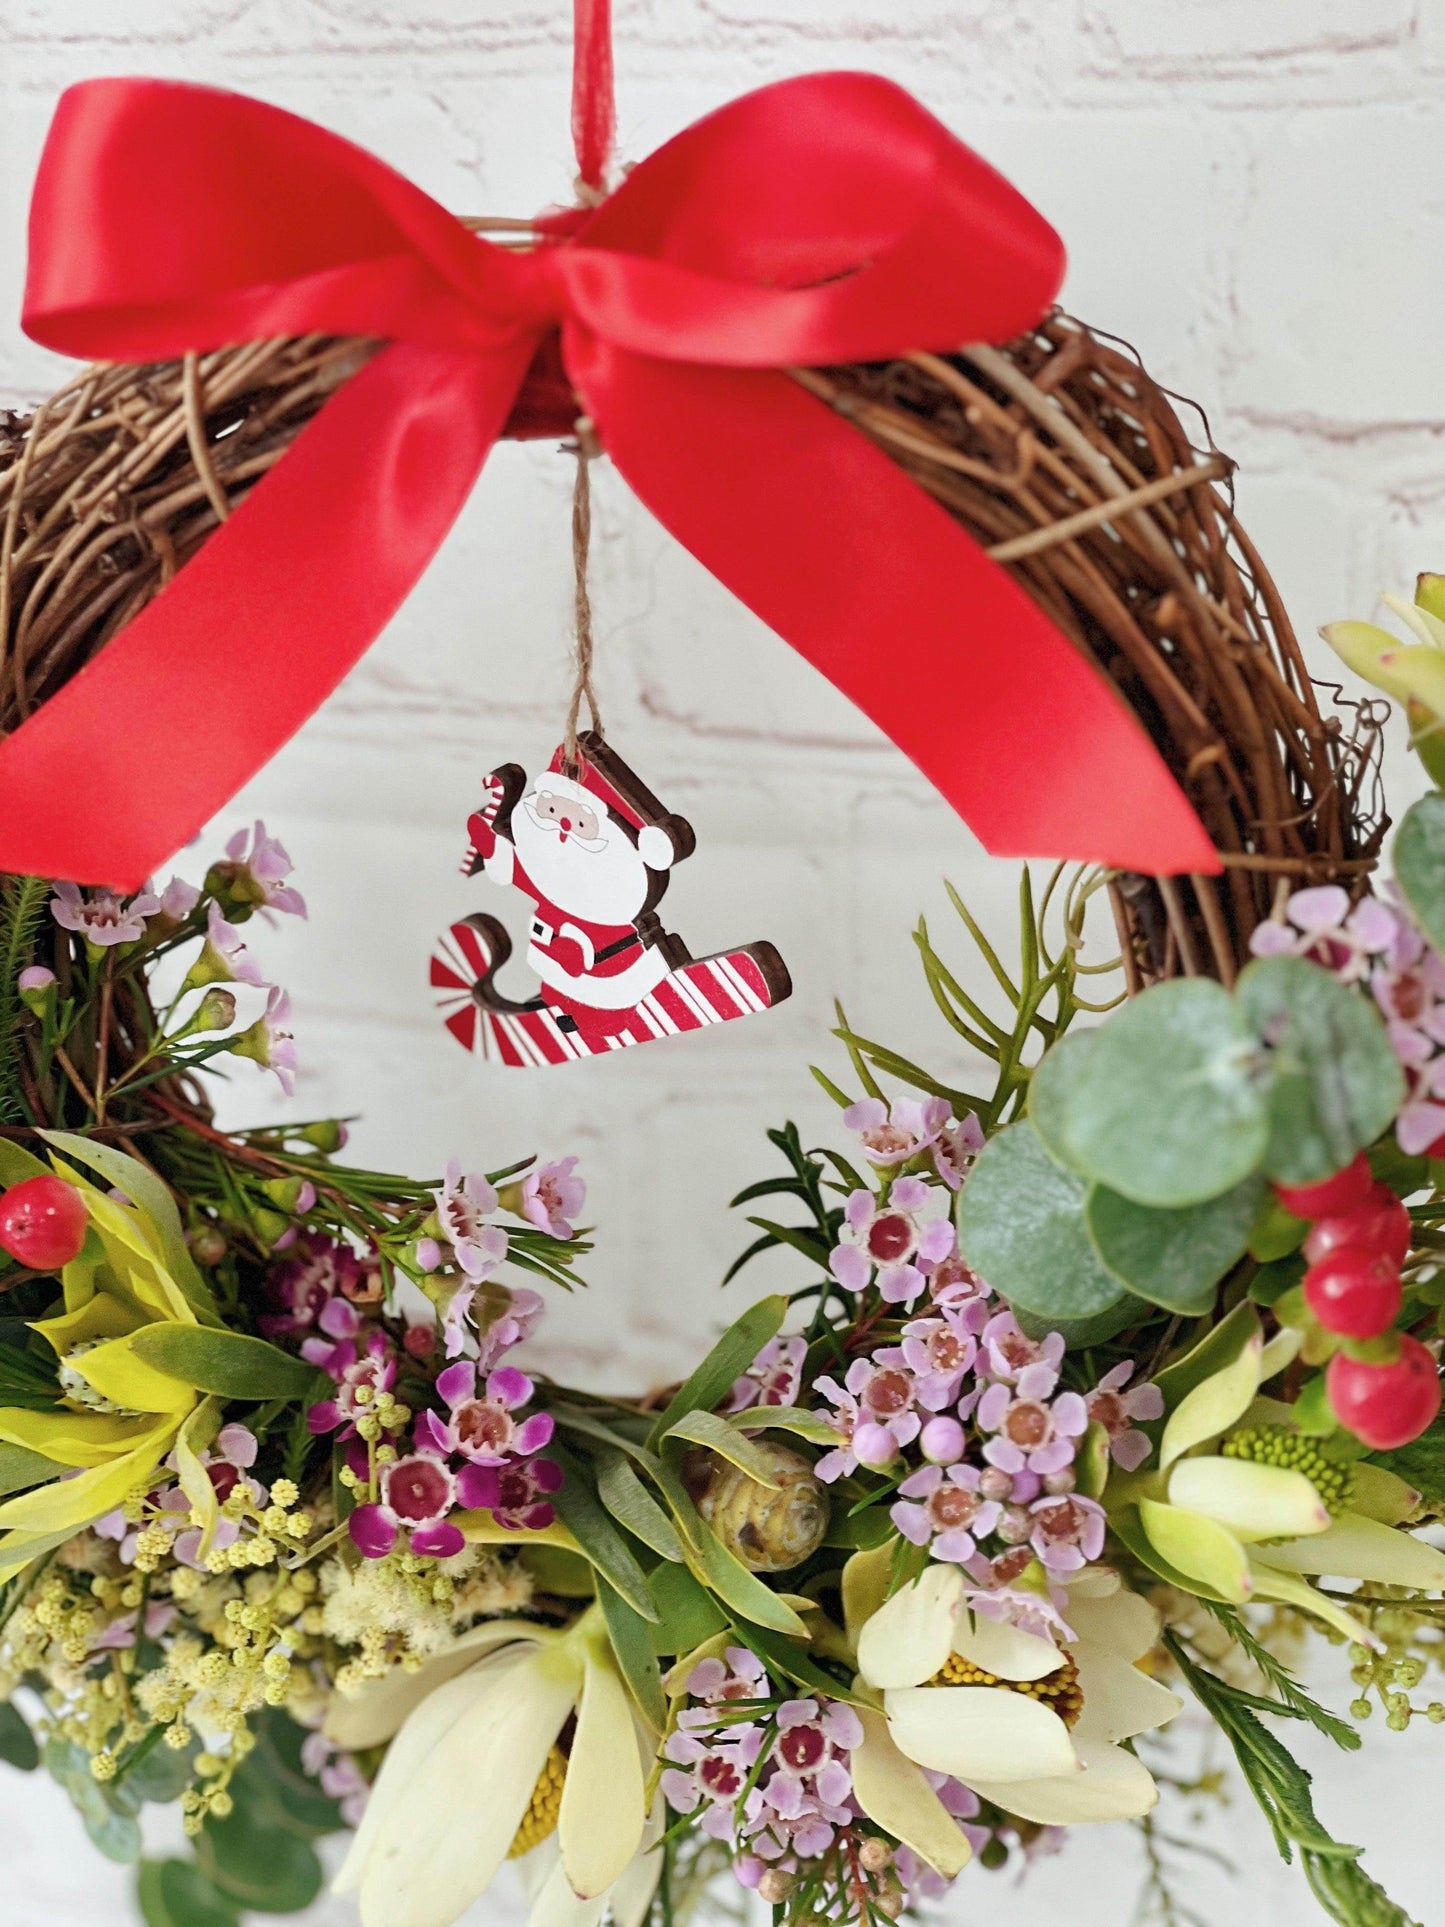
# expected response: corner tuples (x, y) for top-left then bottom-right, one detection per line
(856, 1562), (1181, 1826)
(329, 1605), (648, 1927)
(1110, 1309), (1445, 1646)
(515, 1799), (664, 1927)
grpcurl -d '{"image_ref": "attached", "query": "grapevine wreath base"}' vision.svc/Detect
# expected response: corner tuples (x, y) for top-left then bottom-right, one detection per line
(1, 260), (1444, 1927)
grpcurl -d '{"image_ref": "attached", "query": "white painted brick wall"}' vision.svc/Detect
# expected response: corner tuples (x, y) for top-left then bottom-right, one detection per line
(3, 2), (1445, 1921)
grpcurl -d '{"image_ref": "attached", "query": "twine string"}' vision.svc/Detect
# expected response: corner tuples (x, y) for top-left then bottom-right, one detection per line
(563, 438), (602, 773)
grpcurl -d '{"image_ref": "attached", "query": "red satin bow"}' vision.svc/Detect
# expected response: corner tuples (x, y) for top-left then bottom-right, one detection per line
(5, 71), (1217, 888)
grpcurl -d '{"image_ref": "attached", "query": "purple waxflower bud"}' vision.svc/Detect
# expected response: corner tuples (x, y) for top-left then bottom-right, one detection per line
(919, 1415), (965, 1464)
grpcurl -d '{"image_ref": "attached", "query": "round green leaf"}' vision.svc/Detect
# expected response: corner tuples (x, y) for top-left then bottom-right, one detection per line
(1236, 955), (1405, 1186)
(0, 1700), (38, 1770)
(1027, 1028), (1100, 1173)
(959, 1122), (1127, 1324)
(1396, 793), (1445, 955)
(1042, 979), (1267, 1207)
(195, 1806), (323, 1913)
(138, 1860), (239, 1927)
(1085, 1173), (1265, 1316)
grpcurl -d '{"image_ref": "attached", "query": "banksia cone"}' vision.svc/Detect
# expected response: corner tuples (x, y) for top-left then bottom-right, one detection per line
(684, 1441), (828, 1573)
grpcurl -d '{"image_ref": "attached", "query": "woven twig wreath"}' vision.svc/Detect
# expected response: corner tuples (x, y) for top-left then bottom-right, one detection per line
(0, 312), (1385, 990)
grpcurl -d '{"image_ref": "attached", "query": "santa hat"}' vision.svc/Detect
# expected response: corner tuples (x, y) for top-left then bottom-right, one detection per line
(543, 747), (680, 870)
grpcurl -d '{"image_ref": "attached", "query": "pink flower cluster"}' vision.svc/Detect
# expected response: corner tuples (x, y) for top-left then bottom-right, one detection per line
(661, 1645), (980, 1902)
(418, 1158), (581, 1358)
(1250, 884), (1445, 1156)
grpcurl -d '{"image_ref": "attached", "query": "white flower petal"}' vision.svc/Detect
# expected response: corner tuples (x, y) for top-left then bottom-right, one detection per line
(607, 1804), (666, 1927)
(1063, 1585), (1158, 1664)
(1166, 1457), (1330, 1543)
(1072, 1643), (1182, 1747)
(969, 1738), (1159, 1825)
(326, 1620), (547, 1750)
(354, 1644), (581, 1927)
(1252, 1511), (1445, 1590)
(850, 1710), (972, 1878)
(1063, 1565), (1122, 1602)
(952, 1611), (1065, 1682)
(884, 1683), (1078, 1784)
(856, 1563), (964, 1689)
(560, 1642), (648, 1898)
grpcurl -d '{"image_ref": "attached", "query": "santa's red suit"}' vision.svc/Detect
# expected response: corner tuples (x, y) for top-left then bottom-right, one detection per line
(466, 763), (676, 1038)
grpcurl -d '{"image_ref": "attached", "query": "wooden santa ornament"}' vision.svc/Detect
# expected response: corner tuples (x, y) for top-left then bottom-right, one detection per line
(431, 733), (791, 1065)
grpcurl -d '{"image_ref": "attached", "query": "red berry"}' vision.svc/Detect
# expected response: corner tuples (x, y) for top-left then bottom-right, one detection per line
(1328, 1337), (1442, 1449)
(1303, 1182), (1411, 1268)
(1303, 1246), (1402, 1338)
(0, 1174), (88, 1270)
(1272, 1153), (1373, 1222)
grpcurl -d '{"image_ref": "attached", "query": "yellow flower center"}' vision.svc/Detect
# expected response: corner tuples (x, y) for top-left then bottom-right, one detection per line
(508, 1744), (567, 1857)
(930, 1652), (1084, 1728)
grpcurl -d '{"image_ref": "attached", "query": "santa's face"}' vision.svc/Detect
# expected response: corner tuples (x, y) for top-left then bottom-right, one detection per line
(512, 777), (651, 925)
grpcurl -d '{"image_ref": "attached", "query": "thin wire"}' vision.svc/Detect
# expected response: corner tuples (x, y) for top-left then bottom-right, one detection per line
(563, 444), (602, 773)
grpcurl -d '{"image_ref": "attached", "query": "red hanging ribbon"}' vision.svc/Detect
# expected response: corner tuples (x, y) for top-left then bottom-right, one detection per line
(4, 72), (1218, 889)
(572, 0), (616, 194)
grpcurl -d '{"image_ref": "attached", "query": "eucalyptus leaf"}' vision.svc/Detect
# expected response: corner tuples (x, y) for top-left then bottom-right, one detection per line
(1085, 1174), (1264, 1316)
(1012, 1294), (1151, 1351)
(647, 1296), (787, 1449)
(1236, 957), (1405, 1187)
(1027, 1028), (1101, 1173)
(1037, 979), (1266, 1207)
(597, 1575), (668, 1730)
(1395, 792), (1445, 955)
(129, 1325), (320, 1401)
(138, 1860), (239, 1927)
(0, 1699), (38, 1770)
(958, 1122), (1127, 1324)
(195, 1805), (324, 1913)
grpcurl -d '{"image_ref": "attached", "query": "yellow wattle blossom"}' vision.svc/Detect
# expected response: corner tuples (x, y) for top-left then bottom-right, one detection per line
(0, 1164), (220, 1579)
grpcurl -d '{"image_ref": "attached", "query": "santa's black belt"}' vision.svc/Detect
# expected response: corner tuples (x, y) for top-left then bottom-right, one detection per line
(531, 920), (641, 965)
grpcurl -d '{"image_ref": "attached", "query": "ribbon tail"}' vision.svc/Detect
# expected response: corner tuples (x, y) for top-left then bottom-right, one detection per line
(0, 338), (535, 889)
(576, 344), (1219, 877)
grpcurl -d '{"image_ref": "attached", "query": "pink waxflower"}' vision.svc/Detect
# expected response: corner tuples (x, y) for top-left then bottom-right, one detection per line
(471, 1284), (545, 1370)
(349, 1451), (464, 1560)
(980, 1310), (1064, 1391)
(813, 1356), (922, 1476)
(1249, 884), (1396, 983)
(894, 1304), (988, 1409)
(662, 1727), (765, 1839)
(682, 1646), (770, 1714)
(829, 1176), (955, 1306)
(300, 1732), (369, 1828)
(724, 1335), (807, 1413)
(260, 1233), (379, 1341)
(762, 1699), (863, 1818)
(977, 1379), (1088, 1477)
(892, 1462), (1002, 1564)
(305, 1330), (397, 1438)
(415, 1360), (554, 1464)
(519, 1156), (585, 1238)
(203, 900), (267, 987)
(843, 1095), (951, 1167)
(49, 881), (160, 947)
(931, 1111), (986, 1191)
(433, 1161), (508, 1281)
(1086, 1361), (1164, 1470)
(927, 1254), (991, 1310)
(230, 984), (298, 1094)
(158, 876), (201, 922)
(225, 820), (307, 918)
(1027, 1491), (1107, 1573)
(457, 1454), (563, 1530)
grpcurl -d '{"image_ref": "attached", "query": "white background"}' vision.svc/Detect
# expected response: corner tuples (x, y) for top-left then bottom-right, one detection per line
(3, 0), (1445, 1921)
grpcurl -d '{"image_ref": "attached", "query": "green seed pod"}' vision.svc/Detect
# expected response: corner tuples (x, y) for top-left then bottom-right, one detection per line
(684, 1441), (828, 1573)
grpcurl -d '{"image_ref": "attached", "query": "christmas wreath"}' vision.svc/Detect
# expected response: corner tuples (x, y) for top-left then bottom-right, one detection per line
(3, 11), (1445, 1927)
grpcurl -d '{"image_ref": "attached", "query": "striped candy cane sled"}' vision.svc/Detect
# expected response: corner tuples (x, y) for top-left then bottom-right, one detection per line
(431, 913), (790, 1066)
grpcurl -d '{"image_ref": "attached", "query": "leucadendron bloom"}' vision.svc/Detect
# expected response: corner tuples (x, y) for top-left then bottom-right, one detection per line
(0, 1147), (222, 1580)
(1108, 1308), (1445, 1644)
(1323, 576), (1445, 781)
(855, 1560), (1181, 1825)
(328, 1604), (650, 1927)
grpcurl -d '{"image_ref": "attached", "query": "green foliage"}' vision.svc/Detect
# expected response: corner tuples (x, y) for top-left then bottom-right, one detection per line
(724, 1123), (845, 1288)
(1367, 1414), (1445, 1510)
(648, 1562), (727, 1655)
(958, 1121), (1126, 1324)
(598, 1574), (668, 1729)
(0, 877), (48, 1124)
(646, 1296), (788, 1448)
(548, 1439), (659, 1622)
(594, 1449), (687, 1562)
(138, 1859), (239, 1927)
(0, 1338), (60, 1410)
(1085, 1175), (1264, 1316)
(1394, 793), (1445, 955)
(45, 1736), (143, 1862)
(0, 1698), (38, 1769)
(1235, 959), (1405, 1188)
(43, 1130), (219, 1323)
(1195, 1602), (1360, 1751)
(128, 1324), (320, 1400)
(182, 1712), (345, 1915)
(1164, 1633), (1418, 1926)
(0, 1440), (61, 1496)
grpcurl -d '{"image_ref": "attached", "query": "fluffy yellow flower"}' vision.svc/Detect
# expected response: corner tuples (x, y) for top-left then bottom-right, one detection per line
(329, 1605), (650, 1927)
(0, 1158), (219, 1580)
(856, 1562), (1182, 1826)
